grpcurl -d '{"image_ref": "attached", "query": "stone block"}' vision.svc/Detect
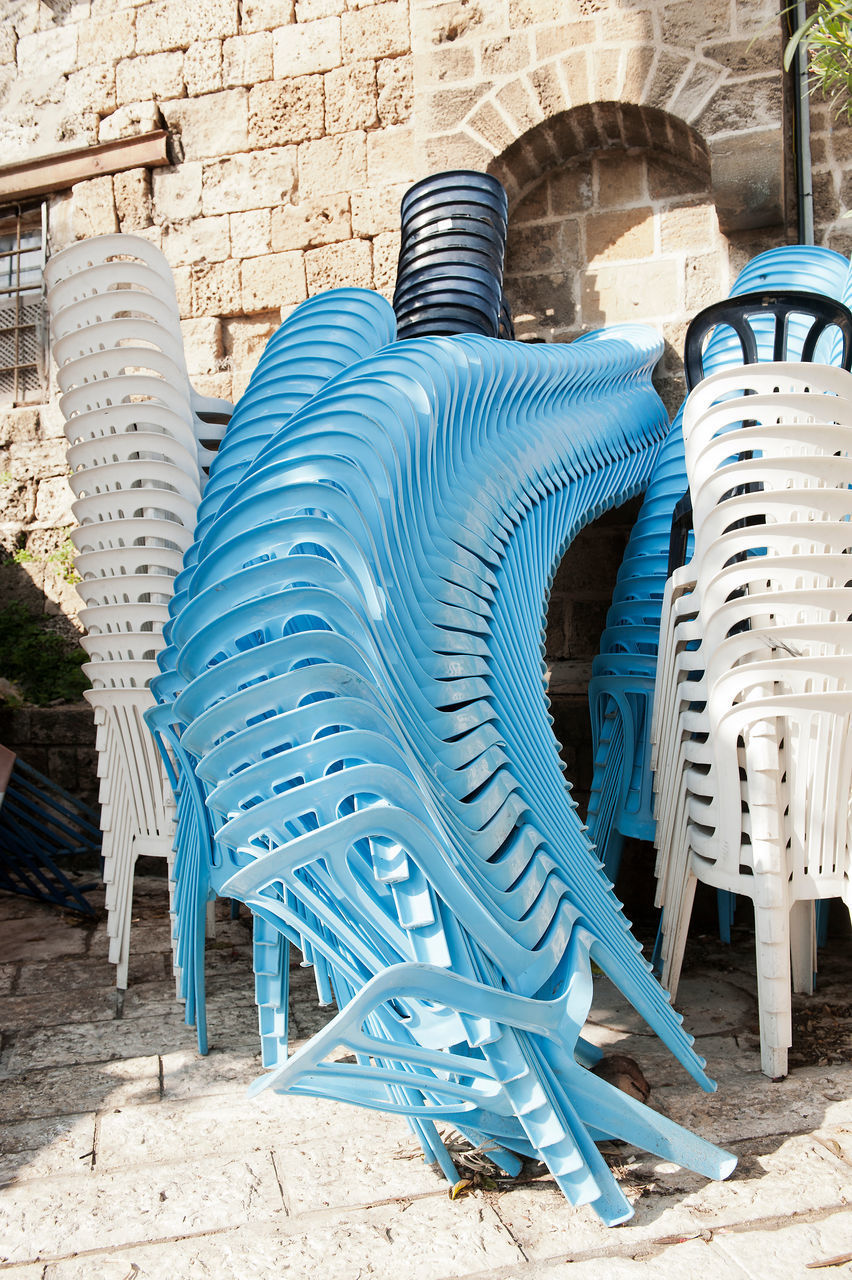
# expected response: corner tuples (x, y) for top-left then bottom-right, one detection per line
(595, 152), (646, 207)
(413, 44), (475, 87)
(481, 34), (532, 76)
(136, 0), (239, 54)
(162, 89), (248, 160)
(16, 25), (77, 79)
(305, 238), (373, 293)
(298, 132), (367, 199)
(660, 202), (716, 251)
(224, 315), (279, 383)
(668, 61), (725, 122)
(270, 195), (351, 250)
(508, 0), (563, 20)
(273, 16), (341, 77)
(113, 167), (152, 232)
(591, 46), (623, 100)
(581, 258), (680, 325)
(376, 54), (412, 127)
(179, 318), (223, 376)
(0, 409), (41, 449)
(223, 31), (272, 86)
(341, 2), (409, 62)
(547, 164), (593, 214)
(708, 127), (785, 232)
(191, 259), (242, 317)
(297, 0), (345, 18)
(468, 100), (514, 153)
(75, 10), (136, 68)
(684, 249), (726, 312)
(184, 40), (223, 96)
(623, 44), (655, 101)
(242, 252), (307, 311)
(161, 215), (230, 267)
(171, 265), (193, 318)
(371, 230), (400, 298)
(248, 76), (325, 146)
(34, 477), (74, 527)
(0, 22), (16, 65)
(698, 75), (783, 136)
(422, 131), (492, 175)
(202, 148), (298, 214)
(152, 162), (203, 223)
(350, 183), (406, 235)
(240, 0), (291, 33)
(531, 62), (570, 116)
(325, 62), (377, 133)
(506, 221), (580, 275)
(230, 209), (272, 257)
(662, 0), (734, 48)
(71, 176), (118, 240)
(411, 0), (488, 49)
(586, 207), (655, 264)
(646, 50), (693, 112)
(647, 153), (708, 199)
(425, 84), (484, 132)
(98, 101), (162, 143)
(366, 124), (419, 185)
(116, 51), (184, 104)
(65, 63), (116, 117)
(496, 77), (543, 134)
(535, 20), (594, 60)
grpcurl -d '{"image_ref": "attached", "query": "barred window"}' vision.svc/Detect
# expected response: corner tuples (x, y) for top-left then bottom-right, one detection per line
(0, 203), (47, 405)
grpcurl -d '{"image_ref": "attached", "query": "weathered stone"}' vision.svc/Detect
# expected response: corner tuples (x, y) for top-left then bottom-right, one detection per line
(341, 2), (409, 62)
(71, 176), (118, 239)
(65, 63), (116, 118)
(506, 220), (581, 274)
(371, 229), (400, 297)
(160, 215), (230, 267)
(179, 318), (223, 376)
(230, 209), (272, 257)
(183, 40), (223, 96)
(508, 0), (563, 21)
(376, 54), (412, 127)
(115, 51), (184, 104)
(0, 409), (42, 448)
(412, 0), (488, 49)
(241, 251), (307, 311)
(708, 127), (785, 232)
(0, 21), (17, 65)
(480, 34), (531, 76)
(16, 26), (78, 79)
(161, 89), (248, 160)
(298, 131), (367, 199)
(223, 315), (279, 386)
(98, 100), (162, 143)
(582, 258), (680, 325)
(660, 201), (717, 251)
(496, 77), (544, 133)
(248, 77), (325, 147)
(296, 0), (344, 19)
(270, 195), (350, 250)
(76, 10), (136, 68)
(425, 84), (483, 132)
(422, 131), (492, 174)
(240, 0), (294, 33)
(152, 162), (203, 223)
(324, 61), (377, 133)
(366, 124), (418, 185)
(350, 183), (406, 235)
(305, 238), (373, 292)
(113, 167), (152, 231)
(413, 44), (475, 86)
(34, 477), (75, 527)
(273, 16), (341, 78)
(136, 0), (239, 54)
(190, 259), (242, 316)
(202, 148), (298, 214)
(222, 31), (272, 86)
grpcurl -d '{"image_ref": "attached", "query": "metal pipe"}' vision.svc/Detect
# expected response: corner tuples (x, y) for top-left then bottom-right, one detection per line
(791, 0), (815, 244)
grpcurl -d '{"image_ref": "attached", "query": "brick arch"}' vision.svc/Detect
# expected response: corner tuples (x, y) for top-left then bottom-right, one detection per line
(487, 102), (709, 209)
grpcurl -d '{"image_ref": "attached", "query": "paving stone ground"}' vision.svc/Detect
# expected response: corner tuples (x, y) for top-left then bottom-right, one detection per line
(1, 871), (850, 1279)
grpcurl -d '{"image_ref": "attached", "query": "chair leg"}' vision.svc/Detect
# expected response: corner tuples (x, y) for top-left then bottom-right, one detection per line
(753, 899), (792, 1080)
(789, 898), (815, 996)
(659, 869), (697, 1003)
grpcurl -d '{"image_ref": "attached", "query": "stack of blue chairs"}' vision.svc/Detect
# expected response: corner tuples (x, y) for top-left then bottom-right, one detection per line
(149, 303), (738, 1225)
(585, 246), (852, 894)
(145, 289), (397, 1056)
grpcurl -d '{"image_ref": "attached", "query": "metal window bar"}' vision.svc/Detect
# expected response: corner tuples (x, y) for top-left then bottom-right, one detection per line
(0, 202), (47, 405)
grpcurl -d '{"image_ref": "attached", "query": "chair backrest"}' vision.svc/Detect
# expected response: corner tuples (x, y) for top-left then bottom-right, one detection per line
(683, 288), (852, 391)
(669, 290), (852, 575)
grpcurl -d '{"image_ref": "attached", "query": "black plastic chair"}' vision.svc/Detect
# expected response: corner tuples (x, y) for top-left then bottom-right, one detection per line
(667, 289), (852, 575)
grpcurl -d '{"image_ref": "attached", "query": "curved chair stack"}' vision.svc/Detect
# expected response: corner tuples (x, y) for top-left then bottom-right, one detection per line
(651, 349), (852, 1080)
(393, 171), (511, 340)
(45, 233), (232, 995)
(584, 247), (852, 892)
(159, 320), (736, 1224)
(145, 288), (399, 1057)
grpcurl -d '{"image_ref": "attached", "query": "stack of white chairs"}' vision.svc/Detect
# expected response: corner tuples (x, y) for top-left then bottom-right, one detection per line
(652, 353), (852, 1078)
(45, 233), (231, 997)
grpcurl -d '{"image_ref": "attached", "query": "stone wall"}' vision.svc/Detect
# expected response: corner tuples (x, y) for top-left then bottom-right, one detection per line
(1, 0), (852, 802)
